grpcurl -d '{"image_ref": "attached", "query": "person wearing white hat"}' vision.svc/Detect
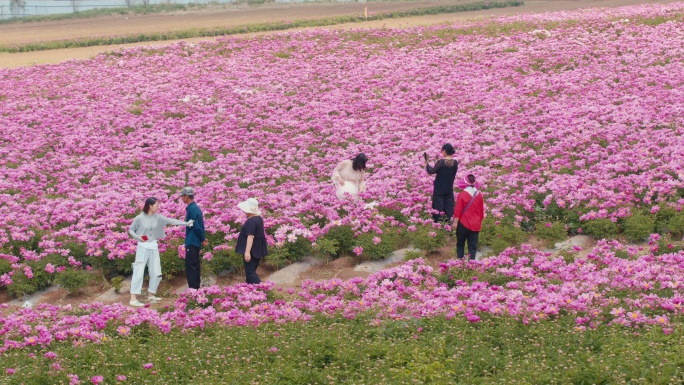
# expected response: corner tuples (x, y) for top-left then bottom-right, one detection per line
(235, 198), (268, 284)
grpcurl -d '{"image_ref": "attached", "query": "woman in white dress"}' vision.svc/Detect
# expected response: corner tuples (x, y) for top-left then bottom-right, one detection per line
(332, 153), (367, 201)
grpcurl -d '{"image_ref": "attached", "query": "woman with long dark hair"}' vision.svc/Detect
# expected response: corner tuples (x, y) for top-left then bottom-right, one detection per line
(332, 153), (368, 201)
(128, 197), (194, 307)
(425, 143), (458, 222)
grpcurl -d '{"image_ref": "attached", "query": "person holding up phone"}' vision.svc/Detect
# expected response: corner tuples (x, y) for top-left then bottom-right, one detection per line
(425, 143), (458, 223)
(128, 197), (194, 307)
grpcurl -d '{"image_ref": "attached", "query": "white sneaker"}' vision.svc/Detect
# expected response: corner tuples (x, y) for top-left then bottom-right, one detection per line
(148, 296), (162, 302)
(129, 300), (145, 307)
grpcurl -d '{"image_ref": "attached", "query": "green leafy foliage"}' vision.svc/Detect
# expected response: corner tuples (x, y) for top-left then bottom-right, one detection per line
(55, 268), (91, 295)
(5, 254), (67, 298)
(3, 314), (683, 384)
(0, 259), (12, 276)
(311, 238), (339, 262)
(110, 276), (125, 294)
(582, 219), (619, 240)
(159, 241), (186, 279)
(281, 236), (312, 262)
(403, 250), (425, 261)
(408, 226), (448, 253)
(356, 232), (398, 261)
(479, 217), (528, 254)
(206, 249), (244, 275)
(666, 212), (684, 238)
(534, 221), (567, 245)
(622, 212), (656, 243)
(323, 225), (355, 256)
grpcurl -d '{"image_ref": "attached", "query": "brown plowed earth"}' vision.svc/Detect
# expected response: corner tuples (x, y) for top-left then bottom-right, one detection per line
(0, 0), (677, 68)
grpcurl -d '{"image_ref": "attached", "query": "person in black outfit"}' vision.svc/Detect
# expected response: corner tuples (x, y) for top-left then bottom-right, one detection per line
(235, 198), (268, 284)
(425, 143), (458, 223)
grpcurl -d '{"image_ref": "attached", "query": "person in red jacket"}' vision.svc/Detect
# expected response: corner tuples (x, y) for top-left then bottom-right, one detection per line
(453, 174), (485, 260)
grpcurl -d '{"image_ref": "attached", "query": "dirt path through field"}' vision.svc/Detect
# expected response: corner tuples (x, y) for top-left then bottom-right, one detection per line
(0, 0), (677, 68)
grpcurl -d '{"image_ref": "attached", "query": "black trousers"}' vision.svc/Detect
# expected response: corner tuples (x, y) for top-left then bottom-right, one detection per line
(185, 245), (201, 289)
(244, 257), (261, 284)
(456, 222), (479, 260)
(432, 192), (455, 223)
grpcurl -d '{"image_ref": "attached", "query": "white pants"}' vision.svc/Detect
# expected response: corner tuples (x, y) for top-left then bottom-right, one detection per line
(131, 243), (162, 295)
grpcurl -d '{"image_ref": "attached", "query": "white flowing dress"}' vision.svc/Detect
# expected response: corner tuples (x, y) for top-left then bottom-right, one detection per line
(332, 160), (366, 201)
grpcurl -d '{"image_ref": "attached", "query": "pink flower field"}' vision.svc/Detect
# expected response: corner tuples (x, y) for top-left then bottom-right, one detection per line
(0, 4), (683, 290)
(2, 3), (684, 382)
(1, 239), (683, 354)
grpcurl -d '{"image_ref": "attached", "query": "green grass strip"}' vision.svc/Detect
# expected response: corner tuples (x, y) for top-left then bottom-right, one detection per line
(0, 0), (524, 53)
(2, 314), (684, 383)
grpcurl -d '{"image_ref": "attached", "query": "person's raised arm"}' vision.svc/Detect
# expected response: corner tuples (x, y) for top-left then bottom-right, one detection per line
(426, 159), (443, 175)
(161, 215), (193, 227)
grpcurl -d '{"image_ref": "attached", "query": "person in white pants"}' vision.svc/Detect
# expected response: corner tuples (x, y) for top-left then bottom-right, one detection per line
(128, 197), (194, 307)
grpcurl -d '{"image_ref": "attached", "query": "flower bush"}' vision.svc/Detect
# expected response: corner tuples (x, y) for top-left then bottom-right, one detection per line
(534, 220), (567, 245)
(622, 211), (656, 243)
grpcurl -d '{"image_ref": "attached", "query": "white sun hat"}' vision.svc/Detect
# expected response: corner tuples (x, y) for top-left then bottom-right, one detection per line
(238, 198), (261, 216)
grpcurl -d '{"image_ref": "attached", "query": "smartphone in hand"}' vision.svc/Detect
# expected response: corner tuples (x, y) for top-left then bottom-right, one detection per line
(141, 235), (149, 241)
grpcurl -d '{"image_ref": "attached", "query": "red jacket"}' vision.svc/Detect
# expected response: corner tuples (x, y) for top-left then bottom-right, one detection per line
(454, 189), (485, 231)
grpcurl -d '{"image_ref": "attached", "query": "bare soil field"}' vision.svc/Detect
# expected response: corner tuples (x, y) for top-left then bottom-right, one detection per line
(0, 0), (473, 46)
(0, 0), (678, 68)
